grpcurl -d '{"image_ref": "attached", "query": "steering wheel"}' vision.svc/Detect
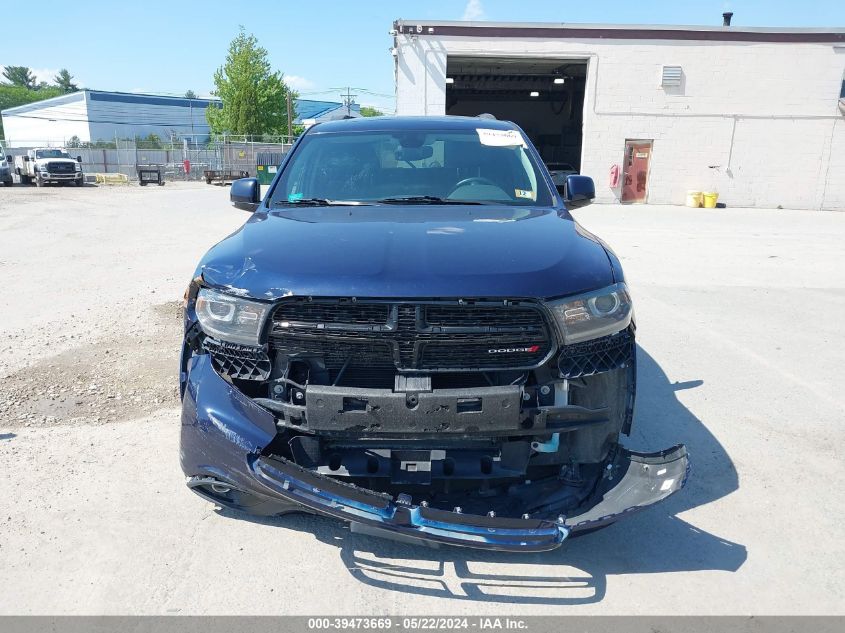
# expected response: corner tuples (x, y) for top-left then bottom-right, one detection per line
(447, 176), (499, 197)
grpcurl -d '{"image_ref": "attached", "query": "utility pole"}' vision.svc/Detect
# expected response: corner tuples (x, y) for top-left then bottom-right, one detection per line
(340, 86), (357, 117)
(286, 91), (293, 141)
(189, 96), (194, 138)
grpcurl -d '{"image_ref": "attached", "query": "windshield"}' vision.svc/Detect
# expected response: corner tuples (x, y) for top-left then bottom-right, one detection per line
(35, 149), (71, 159)
(270, 128), (554, 206)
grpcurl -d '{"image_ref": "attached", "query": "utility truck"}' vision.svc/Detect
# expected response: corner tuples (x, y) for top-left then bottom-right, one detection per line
(14, 148), (83, 186)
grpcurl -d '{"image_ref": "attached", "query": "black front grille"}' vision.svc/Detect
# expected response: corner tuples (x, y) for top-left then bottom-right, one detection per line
(273, 302), (389, 326)
(268, 299), (554, 376)
(47, 162), (75, 174)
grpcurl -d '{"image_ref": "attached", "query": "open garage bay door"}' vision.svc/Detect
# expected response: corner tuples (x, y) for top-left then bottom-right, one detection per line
(446, 57), (588, 172)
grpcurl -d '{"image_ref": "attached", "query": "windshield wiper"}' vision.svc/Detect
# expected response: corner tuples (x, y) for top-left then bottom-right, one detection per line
(274, 198), (371, 207)
(377, 196), (482, 205)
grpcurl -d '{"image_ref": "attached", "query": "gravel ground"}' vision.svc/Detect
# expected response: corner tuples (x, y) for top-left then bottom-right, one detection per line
(0, 182), (244, 428)
(1, 183), (843, 614)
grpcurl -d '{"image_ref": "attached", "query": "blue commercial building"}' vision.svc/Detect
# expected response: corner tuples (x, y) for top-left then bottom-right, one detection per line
(1, 90), (360, 147)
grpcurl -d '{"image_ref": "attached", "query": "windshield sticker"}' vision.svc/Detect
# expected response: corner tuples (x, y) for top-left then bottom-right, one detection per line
(288, 192), (304, 202)
(515, 188), (536, 200)
(477, 128), (526, 147)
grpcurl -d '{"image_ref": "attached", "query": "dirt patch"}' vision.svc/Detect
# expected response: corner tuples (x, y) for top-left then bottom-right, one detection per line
(1, 301), (184, 427)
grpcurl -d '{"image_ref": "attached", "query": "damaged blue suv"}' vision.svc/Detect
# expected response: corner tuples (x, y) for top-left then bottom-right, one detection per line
(179, 116), (687, 551)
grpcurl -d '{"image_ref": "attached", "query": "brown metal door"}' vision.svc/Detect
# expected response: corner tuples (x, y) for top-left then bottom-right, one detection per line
(621, 140), (652, 203)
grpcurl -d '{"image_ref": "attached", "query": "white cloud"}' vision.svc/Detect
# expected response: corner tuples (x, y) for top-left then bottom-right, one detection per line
(461, 0), (485, 21)
(286, 75), (316, 91)
(30, 68), (60, 84)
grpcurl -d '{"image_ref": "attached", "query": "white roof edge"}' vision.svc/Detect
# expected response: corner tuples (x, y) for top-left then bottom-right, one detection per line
(1, 90), (87, 115)
(396, 19), (845, 34)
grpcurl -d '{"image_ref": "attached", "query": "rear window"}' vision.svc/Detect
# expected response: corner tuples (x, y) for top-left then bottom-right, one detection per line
(270, 128), (554, 206)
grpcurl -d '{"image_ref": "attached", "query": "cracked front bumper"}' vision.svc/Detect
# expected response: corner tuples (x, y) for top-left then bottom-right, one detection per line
(180, 354), (688, 551)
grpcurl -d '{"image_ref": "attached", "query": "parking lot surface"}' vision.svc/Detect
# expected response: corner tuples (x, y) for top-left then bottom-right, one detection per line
(1, 182), (843, 614)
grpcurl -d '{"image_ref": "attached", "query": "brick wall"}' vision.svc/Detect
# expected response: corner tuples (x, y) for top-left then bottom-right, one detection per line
(396, 33), (845, 210)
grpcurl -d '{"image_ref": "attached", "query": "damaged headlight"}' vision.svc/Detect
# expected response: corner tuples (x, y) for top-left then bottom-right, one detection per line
(547, 282), (633, 344)
(195, 288), (270, 345)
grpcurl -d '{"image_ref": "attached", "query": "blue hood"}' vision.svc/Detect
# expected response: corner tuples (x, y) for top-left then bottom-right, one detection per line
(198, 205), (614, 301)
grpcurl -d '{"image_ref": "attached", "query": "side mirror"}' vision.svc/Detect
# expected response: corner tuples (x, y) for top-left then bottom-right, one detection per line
(230, 177), (261, 212)
(77, 155), (82, 163)
(563, 175), (595, 209)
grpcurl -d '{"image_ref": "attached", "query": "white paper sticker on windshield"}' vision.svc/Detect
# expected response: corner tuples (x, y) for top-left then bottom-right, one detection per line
(477, 128), (526, 147)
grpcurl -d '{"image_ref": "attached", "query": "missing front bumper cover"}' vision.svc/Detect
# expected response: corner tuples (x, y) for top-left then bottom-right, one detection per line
(254, 383), (610, 436)
(236, 443), (688, 551)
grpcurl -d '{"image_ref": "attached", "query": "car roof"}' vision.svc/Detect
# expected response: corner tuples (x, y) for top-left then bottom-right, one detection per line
(309, 115), (520, 134)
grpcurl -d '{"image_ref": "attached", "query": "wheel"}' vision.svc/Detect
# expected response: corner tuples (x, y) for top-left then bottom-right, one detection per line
(158, 181), (165, 186)
(139, 181), (147, 186)
(35, 175), (43, 187)
(75, 177), (83, 187)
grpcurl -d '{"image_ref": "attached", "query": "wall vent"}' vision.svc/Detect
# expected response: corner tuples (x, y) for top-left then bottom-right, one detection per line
(661, 66), (683, 87)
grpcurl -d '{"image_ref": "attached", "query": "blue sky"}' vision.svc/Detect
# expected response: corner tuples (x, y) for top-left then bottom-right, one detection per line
(2, 0), (843, 112)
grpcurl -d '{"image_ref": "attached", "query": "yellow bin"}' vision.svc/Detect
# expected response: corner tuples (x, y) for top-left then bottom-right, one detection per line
(685, 191), (703, 208)
(702, 192), (719, 208)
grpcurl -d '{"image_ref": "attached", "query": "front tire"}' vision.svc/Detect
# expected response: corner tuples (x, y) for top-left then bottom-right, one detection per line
(35, 175), (44, 187)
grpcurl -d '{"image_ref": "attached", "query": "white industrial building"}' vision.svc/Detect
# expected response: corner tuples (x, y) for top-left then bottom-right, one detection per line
(393, 19), (845, 210)
(1, 90), (216, 146)
(0, 91), (360, 147)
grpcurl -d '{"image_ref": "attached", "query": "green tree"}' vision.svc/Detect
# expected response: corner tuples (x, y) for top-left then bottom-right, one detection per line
(135, 133), (163, 149)
(2, 66), (37, 89)
(206, 29), (296, 136)
(53, 69), (78, 93)
(184, 90), (197, 99)
(360, 106), (384, 117)
(66, 135), (82, 148)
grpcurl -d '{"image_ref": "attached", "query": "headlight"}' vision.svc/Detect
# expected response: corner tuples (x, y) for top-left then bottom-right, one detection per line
(547, 282), (633, 344)
(39, 165), (49, 172)
(195, 288), (270, 345)
(74, 163), (81, 171)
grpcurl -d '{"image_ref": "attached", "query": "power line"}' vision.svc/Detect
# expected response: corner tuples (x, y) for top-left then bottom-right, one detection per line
(4, 112), (208, 128)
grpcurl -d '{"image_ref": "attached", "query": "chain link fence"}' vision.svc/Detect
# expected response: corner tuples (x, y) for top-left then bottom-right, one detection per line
(4, 135), (295, 182)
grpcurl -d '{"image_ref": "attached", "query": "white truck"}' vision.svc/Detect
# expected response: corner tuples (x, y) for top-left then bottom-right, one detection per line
(14, 147), (83, 186)
(0, 142), (12, 186)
